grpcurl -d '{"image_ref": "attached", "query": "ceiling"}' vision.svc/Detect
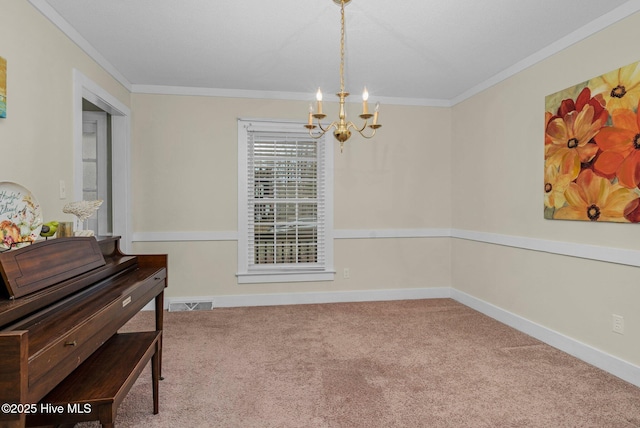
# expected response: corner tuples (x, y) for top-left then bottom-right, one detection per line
(30, 0), (640, 105)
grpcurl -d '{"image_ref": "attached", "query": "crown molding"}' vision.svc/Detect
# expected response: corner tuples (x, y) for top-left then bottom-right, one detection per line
(450, 0), (640, 105)
(131, 84), (451, 107)
(28, 0), (133, 92)
(28, 0), (640, 107)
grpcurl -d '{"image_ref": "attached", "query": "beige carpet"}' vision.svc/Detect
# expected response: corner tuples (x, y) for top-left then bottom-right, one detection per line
(77, 299), (640, 427)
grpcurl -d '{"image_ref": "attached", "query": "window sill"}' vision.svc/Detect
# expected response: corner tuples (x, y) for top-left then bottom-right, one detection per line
(236, 270), (335, 284)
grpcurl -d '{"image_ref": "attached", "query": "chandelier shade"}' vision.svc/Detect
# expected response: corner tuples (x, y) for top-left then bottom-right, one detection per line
(304, 0), (381, 152)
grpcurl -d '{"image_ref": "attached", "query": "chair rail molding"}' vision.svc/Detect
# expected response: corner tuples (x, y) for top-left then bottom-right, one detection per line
(132, 228), (640, 268)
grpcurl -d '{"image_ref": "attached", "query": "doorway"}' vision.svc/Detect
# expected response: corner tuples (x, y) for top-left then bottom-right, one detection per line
(82, 104), (112, 236)
(73, 70), (132, 251)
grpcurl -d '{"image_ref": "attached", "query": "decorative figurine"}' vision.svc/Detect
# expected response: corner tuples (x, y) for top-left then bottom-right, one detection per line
(62, 200), (103, 237)
(40, 221), (59, 239)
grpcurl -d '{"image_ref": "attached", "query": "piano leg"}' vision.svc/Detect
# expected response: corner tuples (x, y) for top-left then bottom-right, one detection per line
(0, 331), (28, 428)
(155, 290), (164, 380)
(152, 339), (160, 414)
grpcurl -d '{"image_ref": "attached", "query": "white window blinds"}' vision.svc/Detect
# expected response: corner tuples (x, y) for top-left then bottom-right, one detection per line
(238, 120), (334, 283)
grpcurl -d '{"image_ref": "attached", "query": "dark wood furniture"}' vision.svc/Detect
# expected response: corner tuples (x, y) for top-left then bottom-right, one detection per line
(27, 331), (161, 428)
(0, 236), (167, 428)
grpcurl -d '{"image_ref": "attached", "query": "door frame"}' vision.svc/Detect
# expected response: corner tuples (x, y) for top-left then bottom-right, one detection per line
(82, 111), (109, 235)
(73, 69), (132, 252)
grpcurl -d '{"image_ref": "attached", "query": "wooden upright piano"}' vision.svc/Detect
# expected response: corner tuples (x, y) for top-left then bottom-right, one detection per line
(0, 236), (167, 428)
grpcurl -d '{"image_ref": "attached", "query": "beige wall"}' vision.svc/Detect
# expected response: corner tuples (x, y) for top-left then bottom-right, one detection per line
(0, 0), (129, 221)
(131, 95), (452, 232)
(451, 11), (640, 365)
(3, 0), (639, 370)
(131, 94), (452, 297)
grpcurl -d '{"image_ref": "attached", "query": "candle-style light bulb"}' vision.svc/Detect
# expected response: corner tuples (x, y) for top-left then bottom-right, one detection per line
(308, 103), (313, 125)
(316, 88), (323, 115)
(362, 87), (369, 115)
(373, 102), (380, 125)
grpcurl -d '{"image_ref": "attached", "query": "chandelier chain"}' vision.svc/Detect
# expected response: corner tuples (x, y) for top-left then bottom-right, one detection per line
(340, 0), (345, 93)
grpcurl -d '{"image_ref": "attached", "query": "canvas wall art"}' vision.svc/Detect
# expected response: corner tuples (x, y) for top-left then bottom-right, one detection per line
(0, 56), (5, 118)
(545, 60), (640, 223)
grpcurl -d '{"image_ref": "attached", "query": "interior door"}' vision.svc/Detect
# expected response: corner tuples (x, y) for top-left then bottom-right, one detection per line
(82, 111), (111, 236)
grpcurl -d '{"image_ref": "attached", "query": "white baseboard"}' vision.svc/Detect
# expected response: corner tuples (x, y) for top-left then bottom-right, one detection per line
(165, 287), (452, 309)
(451, 288), (640, 388)
(142, 287), (451, 311)
(143, 286), (640, 388)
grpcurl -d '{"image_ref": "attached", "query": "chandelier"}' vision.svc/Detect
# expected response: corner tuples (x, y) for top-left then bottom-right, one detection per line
(305, 0), (381, 152)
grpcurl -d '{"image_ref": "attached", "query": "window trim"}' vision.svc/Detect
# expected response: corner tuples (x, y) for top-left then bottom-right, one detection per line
(237, 119), (334, 284)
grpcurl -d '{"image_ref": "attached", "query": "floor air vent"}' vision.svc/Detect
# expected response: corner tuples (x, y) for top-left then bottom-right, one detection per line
(168, 301), (214, 312)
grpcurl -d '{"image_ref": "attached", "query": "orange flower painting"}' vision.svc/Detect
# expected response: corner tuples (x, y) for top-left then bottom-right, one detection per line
(545, 61), (640, 222)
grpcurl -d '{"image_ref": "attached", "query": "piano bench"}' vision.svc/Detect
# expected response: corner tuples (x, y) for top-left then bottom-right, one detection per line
(27, 331), (161, 428)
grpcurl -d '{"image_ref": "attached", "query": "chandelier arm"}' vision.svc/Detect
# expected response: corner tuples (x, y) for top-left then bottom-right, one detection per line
(347, 121), (377, 139)
(308, 120), (338, 139)
(357, 127), (378, 139)
(318, 120), (338, 133)
(308, 128), (326, 140)
(347, 120), (368, 134)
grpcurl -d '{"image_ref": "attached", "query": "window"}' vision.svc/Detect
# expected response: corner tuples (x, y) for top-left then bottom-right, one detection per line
(237, 119), (334, 284)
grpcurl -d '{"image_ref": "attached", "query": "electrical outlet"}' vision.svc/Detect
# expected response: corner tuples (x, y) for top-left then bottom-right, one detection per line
(612, 314), (624, 335)
(343, 268), (350, 279)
